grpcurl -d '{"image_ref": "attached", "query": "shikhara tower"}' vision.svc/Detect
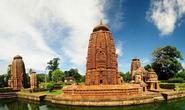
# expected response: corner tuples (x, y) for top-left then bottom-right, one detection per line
(85, 21), (120, 85)
(9, 55), (25, 90)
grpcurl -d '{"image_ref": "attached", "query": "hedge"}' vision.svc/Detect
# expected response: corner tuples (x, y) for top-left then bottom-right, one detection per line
(0, 87), (13, 93)
(160, 83), (185, 91)
(167, 78), (185, 83)
(160, 83), (176, 89)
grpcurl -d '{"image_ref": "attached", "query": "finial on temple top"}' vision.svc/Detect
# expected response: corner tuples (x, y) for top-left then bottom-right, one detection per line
(100, 19), (103, 25)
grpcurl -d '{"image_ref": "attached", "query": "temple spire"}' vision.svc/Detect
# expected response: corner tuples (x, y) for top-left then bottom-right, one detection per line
(100, 19), (103, 25)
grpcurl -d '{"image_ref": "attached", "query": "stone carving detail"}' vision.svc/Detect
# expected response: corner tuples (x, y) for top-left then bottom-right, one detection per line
(30, 71), (37, 90)
(85, 22), (120, 85)
(9, 55), (25, 90)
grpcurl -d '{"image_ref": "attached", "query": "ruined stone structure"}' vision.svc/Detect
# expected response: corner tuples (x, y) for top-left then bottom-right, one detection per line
(85, 21), (120, 85)
(9, 55), (25, 90)
(130, 58), (160, 91)
(30, 71), (37, 90)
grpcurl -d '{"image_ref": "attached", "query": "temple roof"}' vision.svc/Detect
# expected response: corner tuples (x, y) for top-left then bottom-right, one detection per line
(13, 55), (22, 59)
(93, 20), (110, 32)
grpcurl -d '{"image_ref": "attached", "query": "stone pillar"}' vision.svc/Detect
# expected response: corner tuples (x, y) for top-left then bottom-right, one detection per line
(30, 71), (37, 89)
(10, 55), (25, 90)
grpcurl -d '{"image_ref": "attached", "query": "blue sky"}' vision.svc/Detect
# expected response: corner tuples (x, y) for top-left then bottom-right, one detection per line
(105, 0), (185, 72)
(0, 0), (185, 74)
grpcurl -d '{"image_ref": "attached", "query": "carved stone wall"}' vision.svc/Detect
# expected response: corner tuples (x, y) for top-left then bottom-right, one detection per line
(85, 23), (119, 85)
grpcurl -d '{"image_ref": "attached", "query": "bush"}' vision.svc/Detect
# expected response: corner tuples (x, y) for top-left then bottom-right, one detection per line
(0, 87), (13, 93)
(175, 70), (185, 80)
(160, 83), (176, 89)
(47, 83), (54, 92)
(167, 77), (185, 83)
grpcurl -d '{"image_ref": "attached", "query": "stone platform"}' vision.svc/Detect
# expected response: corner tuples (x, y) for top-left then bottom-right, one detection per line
(53, 84), (141, 102)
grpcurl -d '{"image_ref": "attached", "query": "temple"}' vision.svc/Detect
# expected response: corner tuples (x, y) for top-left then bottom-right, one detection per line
(130, 58), (160, 91)
(85, 20), (120, 85)
(9, 55), (25, 91)
(58, 21), (142, 102)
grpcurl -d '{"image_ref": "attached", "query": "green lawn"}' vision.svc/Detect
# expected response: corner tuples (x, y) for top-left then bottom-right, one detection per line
(37, 89), (63, 95)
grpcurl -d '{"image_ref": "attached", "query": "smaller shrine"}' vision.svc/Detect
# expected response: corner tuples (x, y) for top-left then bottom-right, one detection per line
(9, 55), (25, 91)
(130, 58), (160, 91)
(145, 69), (160, 90)
(30, 71), (37, 90)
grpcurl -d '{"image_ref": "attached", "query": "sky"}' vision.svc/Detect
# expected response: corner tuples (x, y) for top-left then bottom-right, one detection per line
(0, 0), (185, 75)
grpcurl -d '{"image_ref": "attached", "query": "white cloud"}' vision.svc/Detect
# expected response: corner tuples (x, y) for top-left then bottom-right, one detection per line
(147, 0), (185, 35)
(116, 41), (123, 56)
(0, 0), (106, 74)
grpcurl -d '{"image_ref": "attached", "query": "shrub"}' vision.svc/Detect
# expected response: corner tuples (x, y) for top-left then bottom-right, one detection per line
(39, 83), (50, 89)
(47, 83), (54, 92)
(53, 84), (62, 90)
(167, 77), (185, 83)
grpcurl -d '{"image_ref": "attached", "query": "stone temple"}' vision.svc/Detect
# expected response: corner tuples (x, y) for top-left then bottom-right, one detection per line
(130, 58), (160, 91)
(57, 21), (141, 102)
(9, 55), (25, 91)
(85, 21), (120, 85)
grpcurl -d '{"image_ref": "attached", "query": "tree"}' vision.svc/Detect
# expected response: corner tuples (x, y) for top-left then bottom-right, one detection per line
(23, 73), (30, 88)
(28, 68), (33, 74)
(37, 73), (48, 83)
(46, 58), (60, 81)
(64, 68), (83, 83)
(144, 64), (152, 71)
(51, 69), (64, 82)
(119, 72), (131, 82)
(151, 46), (183, 80)
(4, 65), (12, 87)
(175, 70), (185, 80)
(0, 74), (5, 87)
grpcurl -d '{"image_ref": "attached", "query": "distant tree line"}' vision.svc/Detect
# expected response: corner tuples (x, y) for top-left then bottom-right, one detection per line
(45, 58), (84, 83)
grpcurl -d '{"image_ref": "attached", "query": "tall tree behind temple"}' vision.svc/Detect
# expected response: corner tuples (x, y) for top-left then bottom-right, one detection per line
(46, 58), (60, 81)
(23, 73), (30, 88)
(151, 46), (183, 80)
(0, 75), (5, 87)
(119, 72), (131, 82)
(64, 68), (82, 83)
(144, 64), (152, 71)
